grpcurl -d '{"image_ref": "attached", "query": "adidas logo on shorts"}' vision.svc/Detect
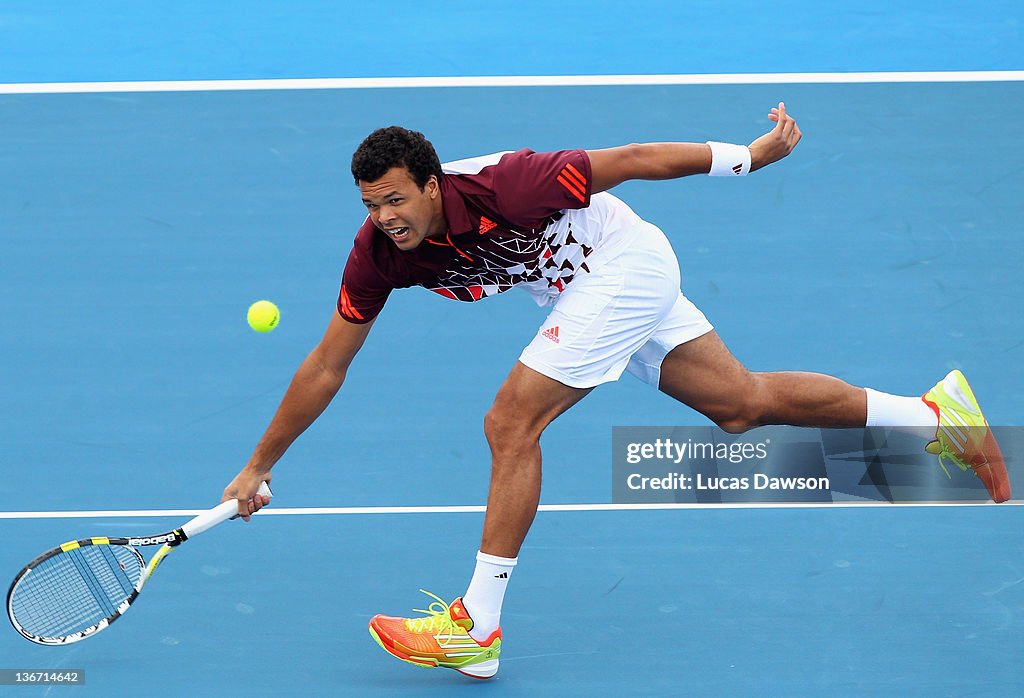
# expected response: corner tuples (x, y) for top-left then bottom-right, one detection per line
(541, 326), (560, 343)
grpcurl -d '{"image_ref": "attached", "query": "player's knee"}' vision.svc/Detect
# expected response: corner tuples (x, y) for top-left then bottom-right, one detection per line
(715, 415), (759, 434)
(710, 374), (769, 434)
(484, 404), (527, 453)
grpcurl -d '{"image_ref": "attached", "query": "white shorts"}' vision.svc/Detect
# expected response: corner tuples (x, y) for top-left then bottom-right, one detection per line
(518, 221), (713, 389)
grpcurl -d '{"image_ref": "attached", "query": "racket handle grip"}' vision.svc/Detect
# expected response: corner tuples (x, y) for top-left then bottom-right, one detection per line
(182, 482), (273, 540)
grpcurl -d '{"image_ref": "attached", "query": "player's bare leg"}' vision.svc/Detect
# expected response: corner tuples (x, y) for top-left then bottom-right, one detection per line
(480, 361), (592, 557)
(656, 329), (1010, 501)
(367, 362), (590, 678)
(656, 331), (867, 430)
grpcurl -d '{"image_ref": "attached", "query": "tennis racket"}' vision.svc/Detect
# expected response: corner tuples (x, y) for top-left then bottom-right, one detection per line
(7, 482), (272, 645)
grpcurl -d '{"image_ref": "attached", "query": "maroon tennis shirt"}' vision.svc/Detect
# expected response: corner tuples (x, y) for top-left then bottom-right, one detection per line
(337, 149), (596, 323)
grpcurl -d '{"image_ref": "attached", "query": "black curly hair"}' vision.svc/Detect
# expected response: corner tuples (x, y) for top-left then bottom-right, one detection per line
(351, 126), (443, 189)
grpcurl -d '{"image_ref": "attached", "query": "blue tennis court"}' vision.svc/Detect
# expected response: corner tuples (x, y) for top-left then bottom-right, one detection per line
(2, 3), (1022, 695)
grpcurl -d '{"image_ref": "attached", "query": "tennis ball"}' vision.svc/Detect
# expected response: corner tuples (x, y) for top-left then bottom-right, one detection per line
(247, 300), (280, 333)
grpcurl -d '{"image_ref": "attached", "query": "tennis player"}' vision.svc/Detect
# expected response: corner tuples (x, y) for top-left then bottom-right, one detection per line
(222, 103), (1010, 679)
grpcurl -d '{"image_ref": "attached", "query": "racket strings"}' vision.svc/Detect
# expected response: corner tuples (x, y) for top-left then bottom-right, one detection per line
(10, 544), (144, 640)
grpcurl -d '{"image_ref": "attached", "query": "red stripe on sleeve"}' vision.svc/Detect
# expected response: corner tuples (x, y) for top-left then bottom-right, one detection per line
(563, 163), (587, 189)
(556, 173), (586, 203)
(339, 285), (365, 321)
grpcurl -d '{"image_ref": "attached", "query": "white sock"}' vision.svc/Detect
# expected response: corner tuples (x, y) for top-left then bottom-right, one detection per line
(462, 550), (516, 642)
(864, 388), (938, 440)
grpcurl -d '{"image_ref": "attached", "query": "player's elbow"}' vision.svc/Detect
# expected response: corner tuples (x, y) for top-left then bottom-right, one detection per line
(305, 348), (348, 388)
(616, 143), (676, 182)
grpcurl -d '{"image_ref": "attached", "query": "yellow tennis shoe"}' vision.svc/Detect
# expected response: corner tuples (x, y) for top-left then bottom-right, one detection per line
(922, 370), (1011, 503)
(368, 590), (501, 679)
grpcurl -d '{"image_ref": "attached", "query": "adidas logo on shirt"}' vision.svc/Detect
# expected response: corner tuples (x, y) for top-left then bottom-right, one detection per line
(541, 326), (560, 343)
(479, 216), (497, 234)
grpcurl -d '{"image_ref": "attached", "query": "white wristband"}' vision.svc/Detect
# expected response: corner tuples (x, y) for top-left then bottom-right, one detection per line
(706, 141), (751, 176)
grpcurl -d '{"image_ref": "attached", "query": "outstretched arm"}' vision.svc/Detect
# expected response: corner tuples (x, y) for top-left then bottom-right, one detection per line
(587, 102), (802, 193)
(221, 310), (375, 519)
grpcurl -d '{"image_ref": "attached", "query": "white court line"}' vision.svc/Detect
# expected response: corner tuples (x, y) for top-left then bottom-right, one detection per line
(1, 71), (1023, 95)
(0, 500), (1014, 519)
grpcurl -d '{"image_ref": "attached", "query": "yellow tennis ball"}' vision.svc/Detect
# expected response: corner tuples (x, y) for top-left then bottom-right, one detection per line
(247, 300), (280, 333)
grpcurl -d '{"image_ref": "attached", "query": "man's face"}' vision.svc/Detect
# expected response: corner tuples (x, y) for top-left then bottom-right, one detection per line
(359, 166), (442, 251)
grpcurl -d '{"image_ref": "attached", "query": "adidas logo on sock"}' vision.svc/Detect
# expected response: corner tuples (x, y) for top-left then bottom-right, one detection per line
(494, 572), (509, 579)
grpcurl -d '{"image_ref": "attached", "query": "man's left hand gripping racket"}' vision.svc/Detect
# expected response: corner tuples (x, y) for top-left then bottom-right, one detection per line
(6, 482), (272, 645)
